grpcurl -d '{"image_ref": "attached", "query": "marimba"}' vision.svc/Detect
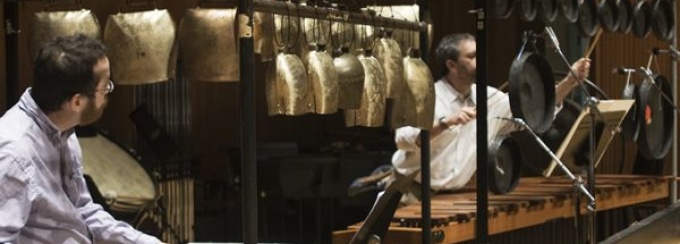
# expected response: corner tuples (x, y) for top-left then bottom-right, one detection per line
(332, 174), (672, 244)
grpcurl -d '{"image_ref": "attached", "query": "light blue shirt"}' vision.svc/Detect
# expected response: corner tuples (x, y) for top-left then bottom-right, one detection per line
(0, 89), (160, 244)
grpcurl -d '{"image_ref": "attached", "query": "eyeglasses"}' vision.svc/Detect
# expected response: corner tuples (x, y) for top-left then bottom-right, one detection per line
(96, 80), (115, 94)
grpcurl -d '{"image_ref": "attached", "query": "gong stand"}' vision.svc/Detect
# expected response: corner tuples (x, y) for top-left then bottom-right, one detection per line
(621, 66), (680, 116)
(543, 25), (617, 244)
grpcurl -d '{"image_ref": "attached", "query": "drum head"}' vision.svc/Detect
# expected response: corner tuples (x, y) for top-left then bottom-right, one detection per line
(577, 0), (599, 37)
(559, 0), (579, 23)
(638, 75), (674, 160)
(651, 0), (675, 41)
(493, 0), (515, 19)
(597, 0), (620, 32)
(79, 131), (155, 212)
(617, 0), (634, 33)
(488, 135), (522, 194)
(632, 1), (652, 38)
(509, 52), (556, 134)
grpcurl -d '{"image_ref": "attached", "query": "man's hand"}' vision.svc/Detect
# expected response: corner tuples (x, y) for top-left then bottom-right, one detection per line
(443, 106), (477, 126)
(570, 58), (591, 82)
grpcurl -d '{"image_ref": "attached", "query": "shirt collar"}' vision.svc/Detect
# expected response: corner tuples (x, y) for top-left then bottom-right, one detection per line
(18, 88), (75, 144)
(438, 78), (477, 106)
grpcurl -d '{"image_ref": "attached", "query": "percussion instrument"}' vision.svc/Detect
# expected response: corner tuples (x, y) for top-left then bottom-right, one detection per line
(517, 0), (537, 22)
(104, 9), (177, 85)
(333, 174), (672, 244)
(179, 8), (239, 82)
(344, 51), (387, 127)
(397, 48), (435, 130)
(576, 0), (599, 37)
(492, 0), (514, 19)
(597, 0), (619, 32)
(616, 0), (634, 34)
(637, 75), (674, 160)
(508, 52), (555, 134)
(78, 132), (156, 215)
(487, 135), (522, 194)
(559, 0), (579, 23)
(29, 9), (100, 61)
(538, 0), (559, 23)
(650, 0), (674, 41)
(631, 0), (652, 38)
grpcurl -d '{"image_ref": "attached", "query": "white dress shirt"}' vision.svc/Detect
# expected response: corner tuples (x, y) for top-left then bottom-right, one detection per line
(391, 80), (516, 191)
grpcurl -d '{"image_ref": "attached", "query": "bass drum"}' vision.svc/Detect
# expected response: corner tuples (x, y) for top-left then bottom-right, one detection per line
(78, 129), (156, 218)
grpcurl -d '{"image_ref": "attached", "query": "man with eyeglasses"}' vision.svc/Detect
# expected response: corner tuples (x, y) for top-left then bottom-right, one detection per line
(0, 34), (163, 244)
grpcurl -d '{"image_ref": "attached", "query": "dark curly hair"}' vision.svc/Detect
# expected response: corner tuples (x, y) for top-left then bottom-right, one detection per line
(435, 33), (474, 78)
(31, 34), (106, 113)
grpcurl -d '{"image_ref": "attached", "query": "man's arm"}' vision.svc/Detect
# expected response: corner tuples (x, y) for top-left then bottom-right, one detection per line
(556, 58), (591, 105)
(0, 155), (32, 243)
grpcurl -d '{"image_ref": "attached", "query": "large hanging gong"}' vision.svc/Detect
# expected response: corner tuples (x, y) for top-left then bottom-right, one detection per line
(621, 82), (642, 141)
(493, 0), (515, 19)
(509, 52), (556, 134)
(515, 99), (582, 175)
(306, 44), (339, 114)
(597, 0), (619, 32)
(559, 0), (580, 23)
(178, 8), (238, 82)
(616, 0), (634, 33)
(637, 75), (674, 160)
(518, 0), (538, 22)
(650, 0), (675, 41)
(576, 0), (599, 37)
(104, 9), (177, 85)
(345, 52), (387, 127)
(631, 0), (652, 38)
(539, 0), (560, 23)
(399, 49), (435, 130)
(30, 9), (101, 61)
(488, 135), (522, 194)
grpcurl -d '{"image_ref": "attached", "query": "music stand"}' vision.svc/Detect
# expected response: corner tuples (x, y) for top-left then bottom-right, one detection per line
(544, 99), (634, 176)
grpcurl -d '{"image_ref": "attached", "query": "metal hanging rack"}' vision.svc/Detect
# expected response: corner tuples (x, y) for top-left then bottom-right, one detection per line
(237, 1), (429, 243)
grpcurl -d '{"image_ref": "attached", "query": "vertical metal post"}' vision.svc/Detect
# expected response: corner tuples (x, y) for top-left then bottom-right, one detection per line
(237, 0), (257, 243)
(671, 0), (678, 204)
(419, 131), (431, 244)
(474, 0), (489, 242)
(418, 2), (431, 243)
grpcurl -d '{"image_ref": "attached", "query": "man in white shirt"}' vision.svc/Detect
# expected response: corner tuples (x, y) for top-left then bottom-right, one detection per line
(391, 33), (591, 198)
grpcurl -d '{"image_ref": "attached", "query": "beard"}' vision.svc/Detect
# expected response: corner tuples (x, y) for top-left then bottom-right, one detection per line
(79, 98), (106, 125)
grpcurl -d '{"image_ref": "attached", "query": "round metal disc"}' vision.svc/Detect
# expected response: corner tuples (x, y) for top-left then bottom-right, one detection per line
(559, 0), (580, 23)
(488, 136), (522, 194)
(617, 0), (634, 33)
(621, 83), (641, 141)
(577, 0), (599, 37)
(598, 0), (620, 32)
(632, 1), (652, 38)
(638, 75), (674, 160)
(515, 99), (581, 176)
(493, 0), (516, 19)
(509, 52), (556, 134)
(540, 0), (560, 23)
(518, 0), (538, 22)
(651, 0), (675, 41)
